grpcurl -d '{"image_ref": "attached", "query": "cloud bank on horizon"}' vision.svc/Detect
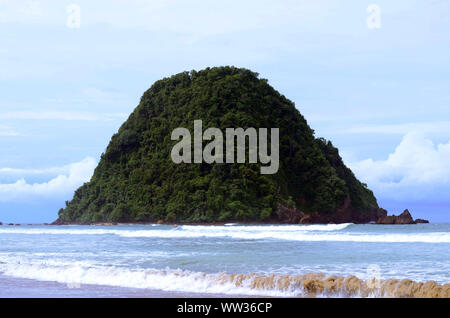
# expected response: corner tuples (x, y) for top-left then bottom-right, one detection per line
(0, 157), (96, 203)
(0, 0), (449, 222)
(349, 133), (450, 202)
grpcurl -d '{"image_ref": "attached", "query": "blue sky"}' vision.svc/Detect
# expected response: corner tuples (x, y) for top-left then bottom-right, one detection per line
(0, 0), (449, 223)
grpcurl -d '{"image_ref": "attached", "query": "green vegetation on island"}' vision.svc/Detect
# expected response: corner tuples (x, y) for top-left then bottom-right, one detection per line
(57, 66), (379, 224)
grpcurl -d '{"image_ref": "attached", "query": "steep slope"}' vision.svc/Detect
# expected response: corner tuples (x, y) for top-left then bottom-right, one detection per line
(57, 66), (379, 224)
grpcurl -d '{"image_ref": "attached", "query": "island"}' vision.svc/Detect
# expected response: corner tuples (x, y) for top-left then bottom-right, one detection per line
(54, 66), (427, 225)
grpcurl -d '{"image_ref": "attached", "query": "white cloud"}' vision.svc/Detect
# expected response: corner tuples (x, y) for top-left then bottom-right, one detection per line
(0, 0), (339, 35)
(340, 121), (450, 135)
(348, 133), (450, 202)
(0, 111), (127, 121)
(0, 157), (97, 202)
(2, 0), (447, 41)
(0, 164), (69, 177)
(0, 125), (20, 136)
(80, 88), (125, 105)
(44, 88), (128, 106)
(0, 0), (45, 23)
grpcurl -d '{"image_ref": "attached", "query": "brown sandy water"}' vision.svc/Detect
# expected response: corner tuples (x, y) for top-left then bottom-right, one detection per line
(218, 272), (450, 298)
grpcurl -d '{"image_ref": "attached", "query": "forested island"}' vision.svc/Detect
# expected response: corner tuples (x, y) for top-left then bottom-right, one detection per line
(56, 66), (407, 224)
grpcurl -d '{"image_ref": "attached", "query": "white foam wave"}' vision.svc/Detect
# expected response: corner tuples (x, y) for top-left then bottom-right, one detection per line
(0, 228), (122, 236)
(180, 223), (353, 232)
(118, 231), (450, 243)
(1, 225), (449, 243)
(2, 257), (448, 297)
(0, 259), (302, 297)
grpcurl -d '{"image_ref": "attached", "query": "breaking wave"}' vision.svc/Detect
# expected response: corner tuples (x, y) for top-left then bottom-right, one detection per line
(0, 224), (450, 243)
(179, 224), (353, 232)
(0, 259), (448, 298)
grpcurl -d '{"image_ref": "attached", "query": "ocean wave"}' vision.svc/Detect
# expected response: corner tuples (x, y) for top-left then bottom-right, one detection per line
(0, 228), (122, 236)
(1, 225), (450, 242)
(118, 230), (450, 243)
(180, 223), (353, 232)
(0, 260), (448, 297)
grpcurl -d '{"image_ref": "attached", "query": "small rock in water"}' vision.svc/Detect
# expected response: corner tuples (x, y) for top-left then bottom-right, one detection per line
(376, 209), (429, 224)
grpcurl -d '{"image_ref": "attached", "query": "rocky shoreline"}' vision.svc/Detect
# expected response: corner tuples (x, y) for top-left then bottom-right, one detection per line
(275, 203), (429, 225)
(2, 208), (429, 226)
(47, 206), (429, 226)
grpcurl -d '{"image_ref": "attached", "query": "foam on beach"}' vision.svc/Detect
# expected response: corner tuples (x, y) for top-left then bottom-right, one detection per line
(1, 258), (448, 297)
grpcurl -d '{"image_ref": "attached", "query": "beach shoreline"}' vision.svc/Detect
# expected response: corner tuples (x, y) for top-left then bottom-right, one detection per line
(1, 271), (449, 298)
(1, 223), (447, 298)
(0, 274), (251, 298)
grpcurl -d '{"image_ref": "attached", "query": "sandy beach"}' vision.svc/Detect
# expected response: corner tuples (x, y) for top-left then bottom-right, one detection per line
(0, 274), (248, 298)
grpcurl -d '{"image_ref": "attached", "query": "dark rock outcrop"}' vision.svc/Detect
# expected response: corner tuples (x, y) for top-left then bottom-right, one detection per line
(51, 219), (65, 225)
(376, 209), (428, 224)
(277, 202), (388, 224)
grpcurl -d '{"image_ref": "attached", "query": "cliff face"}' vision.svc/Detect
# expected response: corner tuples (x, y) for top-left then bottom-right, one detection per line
(57, 66), (379, 224)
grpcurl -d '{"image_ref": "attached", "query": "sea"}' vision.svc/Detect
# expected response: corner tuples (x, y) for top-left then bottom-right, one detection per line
(0, 223), (449, 298)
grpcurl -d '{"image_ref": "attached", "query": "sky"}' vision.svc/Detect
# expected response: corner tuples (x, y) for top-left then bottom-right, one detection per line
(0, 0), (449, 223)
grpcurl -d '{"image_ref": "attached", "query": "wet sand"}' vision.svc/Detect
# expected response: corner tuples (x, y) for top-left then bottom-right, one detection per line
(0, 274), (247, 298)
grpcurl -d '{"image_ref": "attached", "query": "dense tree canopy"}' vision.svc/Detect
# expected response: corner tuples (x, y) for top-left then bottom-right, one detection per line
(58, 66), (378, 223)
